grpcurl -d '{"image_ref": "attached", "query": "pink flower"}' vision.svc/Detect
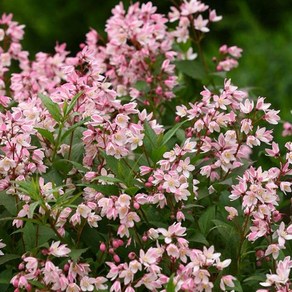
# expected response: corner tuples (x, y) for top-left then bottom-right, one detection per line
(276, 222), (292, 248)
(194, 15), (209, 32)
(225, 206), (238, 220)
(80, 276), (96, 291)
(158, 222), (186, 244)
(220, 275), (236, 290)
(266, 142), (279, 157)
(265, 244), (280, 260)
(48, 241), (71, 257)
(0, 239), (6, 255)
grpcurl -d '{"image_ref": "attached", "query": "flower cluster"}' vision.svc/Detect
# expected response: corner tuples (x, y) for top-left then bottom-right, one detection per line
(215, 44), (243, 72)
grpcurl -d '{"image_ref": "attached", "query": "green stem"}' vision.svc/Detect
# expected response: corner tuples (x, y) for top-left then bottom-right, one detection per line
(52, 122), (64, 161)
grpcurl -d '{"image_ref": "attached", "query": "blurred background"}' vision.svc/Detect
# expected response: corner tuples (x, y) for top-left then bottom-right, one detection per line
(0, 0), (291, 120)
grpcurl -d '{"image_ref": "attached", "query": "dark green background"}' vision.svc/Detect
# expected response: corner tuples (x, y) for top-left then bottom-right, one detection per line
(1, 0), (291, 119)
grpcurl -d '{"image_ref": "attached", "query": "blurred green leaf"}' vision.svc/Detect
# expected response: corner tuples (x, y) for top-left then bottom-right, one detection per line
(39, 93), (62, 122)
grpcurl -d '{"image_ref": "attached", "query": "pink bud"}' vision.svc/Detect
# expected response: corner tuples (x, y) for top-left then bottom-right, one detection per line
(142, 235), (148, 242)
(128, 252), (136, 260)
(12, 278), (19, 288)
(256, 260), (262, 267)
(186, 131), (193, 138)
(133, 202), (140, 209)
(109, 248), (115, 254)
(176, 211), (185, 221)
(256, 250), (264, 259)
(117, 239), (124, 246)
(25, 284), (32, 292)
(272, 211), (282, 222)
(175, 116), (180, 123)
(99, 242), (106, 252)
(63, 264), (69, 272)
(18, 263), (24, 270)
(42, 249), (48, 256)
(113, 254), (120, 263)
(112, 240), (120, 249)
(155, 86), (163, 95)
(145, 182), (152, 187)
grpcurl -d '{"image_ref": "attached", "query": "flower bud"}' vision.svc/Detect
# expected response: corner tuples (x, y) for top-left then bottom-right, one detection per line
(113, 254), (120, 263)
(99, 242), (106, 252)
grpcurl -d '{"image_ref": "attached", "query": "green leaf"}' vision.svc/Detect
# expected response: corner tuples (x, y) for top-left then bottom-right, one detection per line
(198, 205), (216, 236)
(35, 127), (55, 144)
(212, 219), (239, 239)
(43, 168), (64, 186)
(175, 60), (206, 80)
(188, 232), (209, 245)
(0, 269), (12, 290)
(39, 93), (62, 122)
(243, 274), (266, 283)
(52, 159), (72, 174)
(124, 186), (140, 196)
(0, 254), (19, 266)
(162, 120), (188, 146)
(94, 176), (123, 184)
(22, 222), (36, 250)
(233, 279), (243, 292)
(70, 248), (88, 262)
(64, 91), (83, 117)
(37, 226), (57, 246)
(134, 80), (150, 92)
(176, 128), (186, 143)
(166, 274), (176, 292)
(28, 280), (46, 289)
(28, 201), (40, 218)
(62, 159), (89, 173)
(61, 117), (90, 142)
(143, 121), (158, 151)
(0, 191), (17, 215)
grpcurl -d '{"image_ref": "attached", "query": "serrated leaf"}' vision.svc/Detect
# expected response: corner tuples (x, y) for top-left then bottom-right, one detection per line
(39, 93), (62, 122)
(35, 127), (55, 144)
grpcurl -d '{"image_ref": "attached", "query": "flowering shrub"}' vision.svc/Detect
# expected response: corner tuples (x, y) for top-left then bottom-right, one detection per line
(0, 1), (291, 292)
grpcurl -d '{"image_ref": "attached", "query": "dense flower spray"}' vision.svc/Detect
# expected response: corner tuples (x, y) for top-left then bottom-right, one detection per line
(0, 1), (291, 291)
